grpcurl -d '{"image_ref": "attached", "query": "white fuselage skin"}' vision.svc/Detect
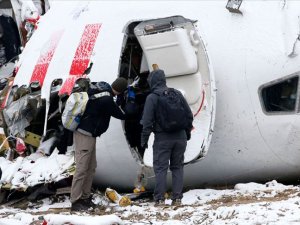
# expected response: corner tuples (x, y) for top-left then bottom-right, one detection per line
(12, 1), (300, 190)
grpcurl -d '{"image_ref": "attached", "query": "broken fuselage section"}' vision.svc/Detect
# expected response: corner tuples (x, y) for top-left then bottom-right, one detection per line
(0, 13), (215, 192)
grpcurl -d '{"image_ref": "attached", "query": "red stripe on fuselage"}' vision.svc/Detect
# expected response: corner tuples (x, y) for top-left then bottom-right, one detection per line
(59, 23), (101, 95)
(30, 30), (64, 86)
(69, 24), (101, 75)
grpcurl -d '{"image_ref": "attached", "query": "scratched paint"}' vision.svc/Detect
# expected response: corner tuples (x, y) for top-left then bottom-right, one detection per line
(30, 30), (64, 86)
(59, 23), (101, 95)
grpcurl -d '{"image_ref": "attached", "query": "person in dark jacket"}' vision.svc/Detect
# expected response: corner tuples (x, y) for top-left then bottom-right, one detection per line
(0, 15), (21, 63)
(70, 77), (128, 212)
(141, 68), (193, 206)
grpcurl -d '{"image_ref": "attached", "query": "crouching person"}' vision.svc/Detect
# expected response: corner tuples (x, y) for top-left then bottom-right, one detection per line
(141, 68), (193, 206)
(70, 77), (128, 211)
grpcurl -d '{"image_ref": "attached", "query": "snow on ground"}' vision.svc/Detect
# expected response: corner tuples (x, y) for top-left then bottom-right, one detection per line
(0, 180), (300, 225)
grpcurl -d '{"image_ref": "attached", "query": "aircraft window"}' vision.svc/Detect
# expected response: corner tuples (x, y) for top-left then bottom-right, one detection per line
(261, 76), (298, 113)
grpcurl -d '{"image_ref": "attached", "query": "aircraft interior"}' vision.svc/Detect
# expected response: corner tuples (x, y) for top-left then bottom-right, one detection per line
(117, 16), (213, 165)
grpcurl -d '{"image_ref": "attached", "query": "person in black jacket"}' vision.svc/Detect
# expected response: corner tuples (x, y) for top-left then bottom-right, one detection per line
(70, 77), (128, 212)
(0, 15), (21, 63)
(141, 69), (193, 206)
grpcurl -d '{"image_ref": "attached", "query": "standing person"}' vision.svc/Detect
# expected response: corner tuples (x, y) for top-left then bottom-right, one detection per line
(141, 68), (193, 206)
(70, 77), (128, 211)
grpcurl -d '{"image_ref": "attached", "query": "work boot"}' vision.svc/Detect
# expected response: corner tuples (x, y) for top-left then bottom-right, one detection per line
(71, 199), (90, 212)
(154, 199), (165, 207)
(82, 196), (97, 208)
(171, 199), (182, 206)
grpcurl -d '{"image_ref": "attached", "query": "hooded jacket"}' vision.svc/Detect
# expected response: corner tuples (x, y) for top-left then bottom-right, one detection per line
(140, 69), (193, 146)
(77, 83), (125, 137)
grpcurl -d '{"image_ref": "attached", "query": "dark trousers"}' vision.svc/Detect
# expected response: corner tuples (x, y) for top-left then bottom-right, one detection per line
(153, 139), (187, 201)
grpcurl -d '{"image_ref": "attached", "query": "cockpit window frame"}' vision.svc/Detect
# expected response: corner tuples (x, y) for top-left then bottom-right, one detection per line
(258, 72), (300, 115)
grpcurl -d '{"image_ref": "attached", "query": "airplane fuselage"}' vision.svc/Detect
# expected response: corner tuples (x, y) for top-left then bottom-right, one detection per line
(9, 1), (300, 190)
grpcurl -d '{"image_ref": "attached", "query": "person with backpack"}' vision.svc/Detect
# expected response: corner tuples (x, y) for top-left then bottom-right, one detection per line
(140, 68), (193, 206)
(70, 77), (128, 212)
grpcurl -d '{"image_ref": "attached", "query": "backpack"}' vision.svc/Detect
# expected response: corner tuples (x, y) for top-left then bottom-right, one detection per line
(155, 88), (189, 132)
(61, 91), (110, 131)
(90, 81), (111, 92)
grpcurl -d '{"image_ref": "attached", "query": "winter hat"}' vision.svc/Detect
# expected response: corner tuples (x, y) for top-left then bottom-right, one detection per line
(76, 78), (90, 92)
(111, 77), (128, 93)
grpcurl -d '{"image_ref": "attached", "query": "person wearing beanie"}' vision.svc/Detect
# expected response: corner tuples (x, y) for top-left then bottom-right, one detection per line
(70, 77), (127, 212)
(111, 77), (128, 95)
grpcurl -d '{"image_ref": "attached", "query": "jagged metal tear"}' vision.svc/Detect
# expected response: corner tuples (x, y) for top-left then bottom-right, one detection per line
(288, 35), (300, 58)
(288, 16), (300, 58)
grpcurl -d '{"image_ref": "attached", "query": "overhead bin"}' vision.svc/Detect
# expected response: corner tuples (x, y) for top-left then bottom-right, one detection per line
(134, 16), (198, 77)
